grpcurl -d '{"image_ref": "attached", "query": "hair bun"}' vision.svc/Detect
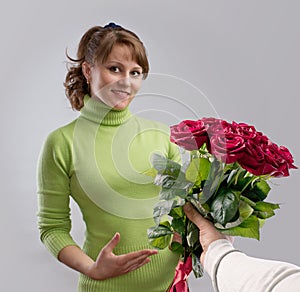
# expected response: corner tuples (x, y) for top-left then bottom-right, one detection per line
(103, 22), (122, 29)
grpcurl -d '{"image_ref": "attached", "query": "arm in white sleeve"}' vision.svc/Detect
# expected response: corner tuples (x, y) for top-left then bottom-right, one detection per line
(204, 239), (300, 292)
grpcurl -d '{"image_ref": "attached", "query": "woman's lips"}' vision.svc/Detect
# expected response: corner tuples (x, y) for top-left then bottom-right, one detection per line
(111, 89), (130, 99)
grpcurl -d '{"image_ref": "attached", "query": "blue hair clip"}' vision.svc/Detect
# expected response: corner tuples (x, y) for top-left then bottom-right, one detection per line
(104, 22), (122, 29)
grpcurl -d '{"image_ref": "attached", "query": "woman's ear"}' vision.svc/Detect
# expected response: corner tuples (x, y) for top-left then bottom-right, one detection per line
(82, 61), (91, 83)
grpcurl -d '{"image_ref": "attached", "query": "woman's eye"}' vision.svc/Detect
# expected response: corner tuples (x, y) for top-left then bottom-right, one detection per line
(109, 66), (120, 73)
(131, 71), (142, 77)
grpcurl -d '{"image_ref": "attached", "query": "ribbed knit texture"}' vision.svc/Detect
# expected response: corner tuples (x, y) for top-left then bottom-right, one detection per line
(37, 95), (181, 291)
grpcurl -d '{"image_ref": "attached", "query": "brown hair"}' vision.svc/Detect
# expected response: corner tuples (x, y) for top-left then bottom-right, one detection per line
(64, 25), (149, 110)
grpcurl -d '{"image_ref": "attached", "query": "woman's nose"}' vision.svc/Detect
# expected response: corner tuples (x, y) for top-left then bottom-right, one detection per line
(117, 74), (131, 87)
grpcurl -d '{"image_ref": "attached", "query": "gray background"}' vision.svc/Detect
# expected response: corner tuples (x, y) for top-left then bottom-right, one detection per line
(1, 0), (299, 291)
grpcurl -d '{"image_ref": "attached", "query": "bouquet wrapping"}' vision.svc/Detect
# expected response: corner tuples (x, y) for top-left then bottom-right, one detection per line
(147, 117), (297, 291)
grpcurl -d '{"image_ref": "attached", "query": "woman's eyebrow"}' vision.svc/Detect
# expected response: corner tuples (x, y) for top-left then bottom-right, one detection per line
(132, 66), (143, 70)
(105, 60), (142, 70)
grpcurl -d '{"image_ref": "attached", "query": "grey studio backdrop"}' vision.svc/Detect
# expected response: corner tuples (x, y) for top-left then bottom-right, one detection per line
(1, 1), (299, 291)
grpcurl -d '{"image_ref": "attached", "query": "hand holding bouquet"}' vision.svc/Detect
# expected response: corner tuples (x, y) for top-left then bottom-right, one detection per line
(147, 117), (297, 290)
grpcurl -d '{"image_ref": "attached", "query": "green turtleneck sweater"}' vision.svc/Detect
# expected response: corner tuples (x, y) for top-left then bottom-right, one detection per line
(37, 96), (181, 291)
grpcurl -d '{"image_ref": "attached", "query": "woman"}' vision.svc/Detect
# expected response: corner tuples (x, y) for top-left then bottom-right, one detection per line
(37, 23), (181, 291)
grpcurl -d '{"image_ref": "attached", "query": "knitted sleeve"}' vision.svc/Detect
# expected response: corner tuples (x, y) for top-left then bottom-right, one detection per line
(37, 128), (79, 258)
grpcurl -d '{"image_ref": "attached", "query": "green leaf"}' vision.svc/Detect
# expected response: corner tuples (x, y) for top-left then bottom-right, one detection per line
(185, 157), (200, 183)
(201, 159), (224, 202)
(226, 168), (239, 185)
(240, 195), (256, 207)
(200, 182), (216, 203)
(170, 241), (184, 255)
(148, 233), (172, 249)
(174, 171), (194, 188)
(198, 143), (209, 155)
(243, 179), (271, 202)
(160, 171), (193, 201)
(199, 158), (212, 181)
(159, 221), (172, 228)
(254, 179), (271, 195)
(151, 153), (181, 177)
(233, 170), (252, 190)
(143, 167), (158, 177)
(147, 222), (173, 249)
(192, 253), (204, 278)
(148, 221), (172, 237)
(187, 220), (199, 248)
(155, 170), (193, 200)
(186, 157), (211, 184)
(169, 206), (184, 219)
(210, 188), (239, 226)
(238, 200), (254, 220)
(151, 153), (168, 172)
(153, 200), (176, 225)
(253, 201), (280, 219)
(258, 218), (266, 228)
(154, 174), (175, 188)
(147, 224), (172, 238)
(251, 179), (271, 199)
(171, 218), (185, 234)
(254, 201), (280, 211)
(218, 215), (260, 240)
(220, 200), (254, 229)
(159, 187), (187, 200)
(208, 159), (224, 190)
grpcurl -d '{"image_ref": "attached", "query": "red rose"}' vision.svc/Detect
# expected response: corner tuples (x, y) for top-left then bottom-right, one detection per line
(238, 140), (266, 175)
(170, 118), (297, 178)
(204, 118), (232, 136)
(257, 134), (270, 145)
(277, 146), (297, 169)
(231, 122), (260, 141)
(170, 120), (209, 151)
(210, 132), (246, 164)
(263, 143), (297, 177)
(201, 117), (224, 127)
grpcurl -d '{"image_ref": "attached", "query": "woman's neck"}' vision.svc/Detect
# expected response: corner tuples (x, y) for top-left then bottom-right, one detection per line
(79, 95), (132, 125)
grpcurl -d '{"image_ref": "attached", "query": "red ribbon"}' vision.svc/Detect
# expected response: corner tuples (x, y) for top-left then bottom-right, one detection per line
(169, 256), (192, 292)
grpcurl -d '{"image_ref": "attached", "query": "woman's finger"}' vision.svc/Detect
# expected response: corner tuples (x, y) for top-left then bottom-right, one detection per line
(126, 257), (151, 273)
(118, 249), (157, 267)
(102, 232), (121, 253)
(121, 249), (157, 262)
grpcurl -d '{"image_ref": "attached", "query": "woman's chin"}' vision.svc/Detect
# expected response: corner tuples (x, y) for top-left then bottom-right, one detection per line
(112, 102), (130, 110)
(111, 98), (133, 110)
(91, 95), (132, 110)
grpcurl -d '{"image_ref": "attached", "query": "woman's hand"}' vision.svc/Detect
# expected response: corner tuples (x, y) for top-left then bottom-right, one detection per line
(86, 232), (158, 280)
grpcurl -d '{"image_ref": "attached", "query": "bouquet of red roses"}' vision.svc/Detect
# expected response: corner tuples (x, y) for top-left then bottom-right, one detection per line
(147, 117), (297, 291)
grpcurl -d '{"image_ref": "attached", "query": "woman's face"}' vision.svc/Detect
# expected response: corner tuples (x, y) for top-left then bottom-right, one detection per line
(83, 44), (143, 110)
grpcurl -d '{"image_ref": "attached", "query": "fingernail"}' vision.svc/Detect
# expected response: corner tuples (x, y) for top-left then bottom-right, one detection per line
(184, 202), (192, 211)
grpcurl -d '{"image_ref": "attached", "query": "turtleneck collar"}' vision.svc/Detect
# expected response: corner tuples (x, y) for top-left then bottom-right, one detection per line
(79, 95), (132, 126)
